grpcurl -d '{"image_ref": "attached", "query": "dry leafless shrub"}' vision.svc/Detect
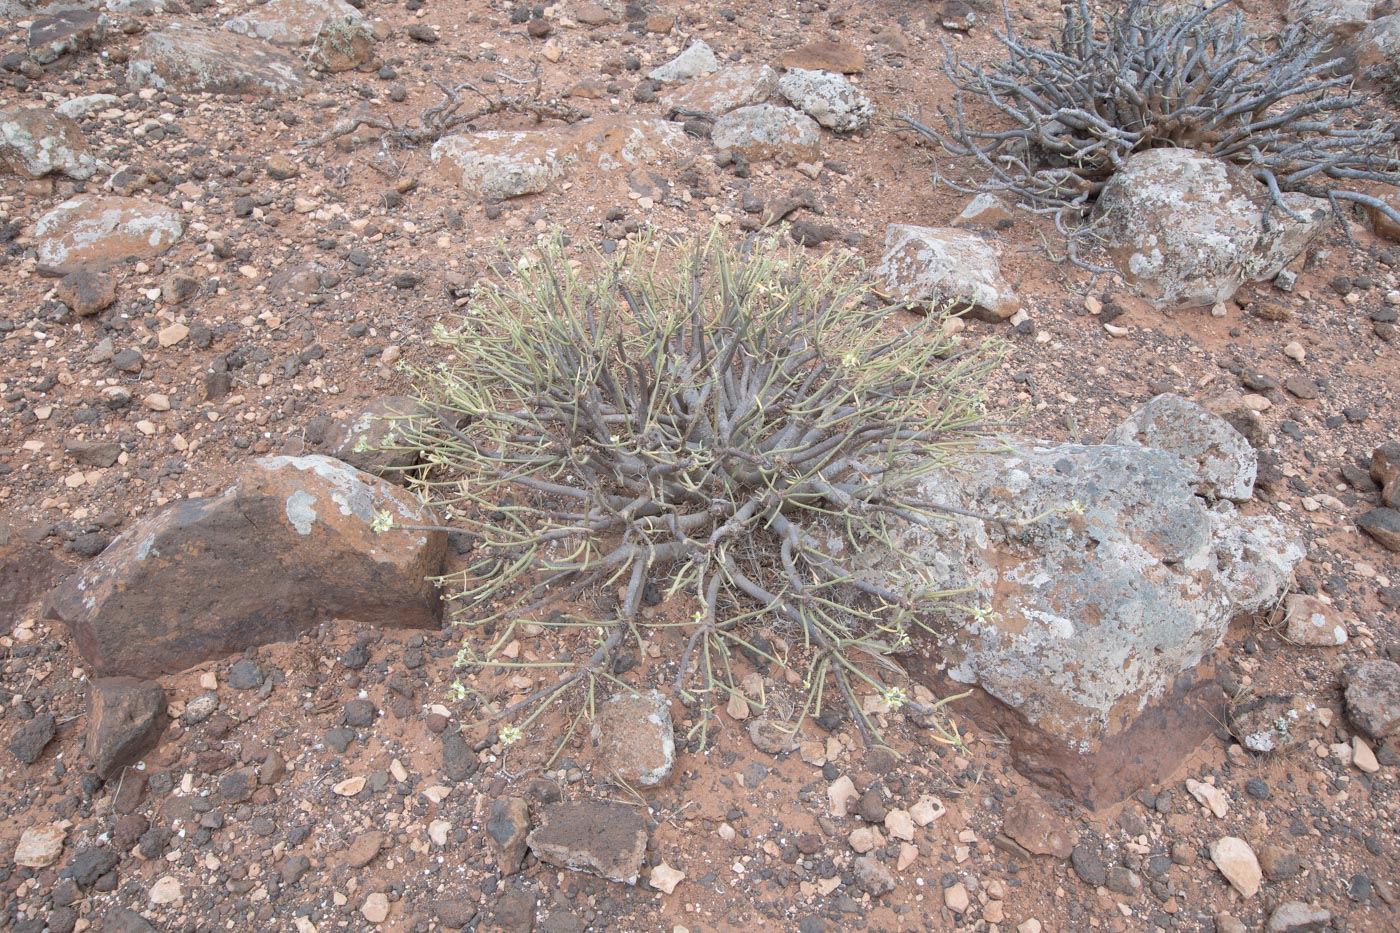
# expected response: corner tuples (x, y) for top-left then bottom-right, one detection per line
(900, 0), (1400, 249)
(387, 231), (1007, 752)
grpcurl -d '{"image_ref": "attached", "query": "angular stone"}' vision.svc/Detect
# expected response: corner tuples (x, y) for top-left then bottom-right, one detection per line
(1287, 0), (1385, 39)
(14, 824), (67, 868)
(1372, 441), (1400, 507)
(1266, 902), (1331, 933)
(1344, 659), (1400, 741)
(344, 831), (385, 869)
(486, 797), (531, 876)
(0, 107), (96, 180)
(777, 69), (874, 132)
(320, 396), (425, 481)
(1210, 836), (1261, 899)
(87, 676), (167, 777)
(1, 532), (61, 627)
(30, 196), (183, 274)
(592, 689), (674, 786)
(1002, 798), (1074, 859)
(854, 855), (896, 896)
(56, 268), (117, 316)
(777, 40), (864, 74)
(954, 193), (1015, 228)
(661, 64), (778, 118)
(28, 9), (105, 65)
(711, 104), (820, 162)
(1104, 393), (1257, 502)
(1282, 594), (1347, 647)
(1095, 148), (1330, 309)
(1358, 507), (1400, 552)
(571, 115), (688, 174)
(224, 0), (363, 45)
(1230, 694), (1316, 753)
(871, 440), (1302, 806)
(44, 455), (446, 679)
(527, 800), (648, 884)
(129, 23), (307, 96)
(9, 712), (56, 764)
(648, 40), (719, 83)
(876, 224), (1019, 322)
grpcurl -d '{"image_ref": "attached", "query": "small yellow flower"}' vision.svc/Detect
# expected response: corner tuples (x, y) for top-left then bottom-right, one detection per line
(499, 725), (523, 745)
(881, 686), (908, 710)
(841, 351), (859, 368)
(370, 510), (395, 534)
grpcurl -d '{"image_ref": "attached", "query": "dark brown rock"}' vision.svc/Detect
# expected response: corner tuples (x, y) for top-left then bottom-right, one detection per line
(44, 455), (446, 678)
(1344, 659), (1400, 741)
(55, 268), (116, 316)
(526, 800), (648, 884)
(486, 797), (531, 876)
(1358, 507), (1400, 552)
(9, 712), (56, 764)
(776, 41), (864, 74)
(1, 530), (61, 630)
(86, 677), (167, 777)
(65, 438), (120, 468)
(319, 396), (425, 481)
(1002, 798), (1075, 859)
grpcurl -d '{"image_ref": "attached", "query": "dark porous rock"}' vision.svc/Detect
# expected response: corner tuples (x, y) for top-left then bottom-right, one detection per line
(489, 889), (536, 932)
(56, 268), (116, 316)
(227, 658), (264, 690)
(320, 396), (428, 482)
(103, 908), (156, 933)
(1002, 797), (1075, 859)
(86, 677), (167, 777)
(1070, 842), (1108, 887)
(486, 797), (532, 876)
(344, 697), (376, 728)
(44, 455), (447, 678)
(527, 799), (648, 884)
(9, 712), (56, 764)
(430, 899), (478, 929)
(1358, 507), (1400, 552)
(63, 847), (119, 889)
(1344, 659), (1400, 741)
(442, 729), (475, 781)
(852, 855), (895, 896)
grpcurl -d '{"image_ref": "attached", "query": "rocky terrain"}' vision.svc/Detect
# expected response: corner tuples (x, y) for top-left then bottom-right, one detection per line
(2, 0), (1399, 932)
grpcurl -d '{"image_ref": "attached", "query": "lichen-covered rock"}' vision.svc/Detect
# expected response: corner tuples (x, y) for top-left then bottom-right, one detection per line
(648, 40), (719, 83)
(711, 104), (820, 162)
(862, 440), (1303, 805)
(1286, 0), (1386, 39)
(591, 689), (675, 786)
(1104, 393), (1257, 502)
(571, 116), (688, 173)
(661, 64), (778, 118)
(224, 0), (363, 46)
(1095, 149), (1330, 309)
(306, 14), (376, 72)
(1354, 14), (1400, 89)
(29, 195), (183, 274)
(875, 224), (1019, 322)
(128, 23), (307, 96)
(43, 455), (447, 678)
(432, 129), (571, 200)
(1344, 659), (1400, 741)
(0, 107), (97, 180)
(776, 68), (874, 132)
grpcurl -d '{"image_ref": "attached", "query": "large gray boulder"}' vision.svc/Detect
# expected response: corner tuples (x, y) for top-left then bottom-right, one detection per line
(44, 455), (447, 678)
(1104, 393), (1257, 502)
(224, 0), (363, 46)
(1095, 149), (1330, 309)
(661, 64), (778, 118)
(776, 68), (874, 132)
(128, 23), (307, 96)
(865, 439), (1301, 806)
(876, 224), (1020, 322)
(1286, 0), (1388, 39)
(711, 104), (821, 163)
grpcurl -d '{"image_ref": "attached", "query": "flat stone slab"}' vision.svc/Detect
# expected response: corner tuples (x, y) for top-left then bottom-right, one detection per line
(30, 195), (183, 274)
(526, 800), (648, 884)
(129, 22), (307, 96)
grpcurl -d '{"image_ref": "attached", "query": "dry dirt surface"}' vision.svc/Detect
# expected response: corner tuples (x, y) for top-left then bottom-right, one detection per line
(2, 1), (1399, 932)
